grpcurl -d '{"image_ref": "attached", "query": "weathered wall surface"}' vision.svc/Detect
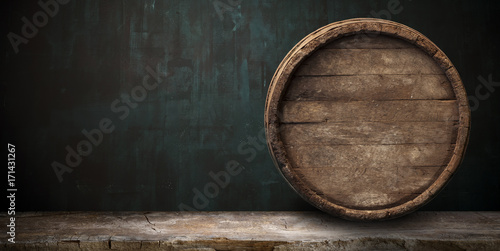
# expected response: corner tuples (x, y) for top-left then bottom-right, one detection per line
(1, 0), (499, 211)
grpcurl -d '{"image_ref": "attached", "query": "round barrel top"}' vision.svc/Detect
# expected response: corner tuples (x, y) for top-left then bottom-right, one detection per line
(265, 18), (470, 220)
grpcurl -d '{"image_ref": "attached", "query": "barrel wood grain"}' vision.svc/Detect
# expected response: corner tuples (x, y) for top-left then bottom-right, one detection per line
(280, 100), (459, 123)
(323, 34), (414, 49)
(295, 48), (443, 76)
(284, 75), (455, 101)
(296, 166), (442, 208)
(285, 144), (454, 169)
(265, 18), (470, 221)
(280, 121), (458, 145)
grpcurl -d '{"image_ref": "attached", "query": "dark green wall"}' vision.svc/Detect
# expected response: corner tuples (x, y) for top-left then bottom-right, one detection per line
(2, 0), (499, 211)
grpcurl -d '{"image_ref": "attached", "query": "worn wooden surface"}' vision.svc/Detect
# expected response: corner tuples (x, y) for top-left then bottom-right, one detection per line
(265, 19), (470, 220)
(284, 75), (455, 101)
(281, 100), (459, 122)
(295, 48), (443, 75)
(2, 211), (499, 250)
(281, 122), (458, 144)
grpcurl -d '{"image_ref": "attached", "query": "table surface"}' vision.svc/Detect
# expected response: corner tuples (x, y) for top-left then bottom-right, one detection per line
(2, 211), (500, 250)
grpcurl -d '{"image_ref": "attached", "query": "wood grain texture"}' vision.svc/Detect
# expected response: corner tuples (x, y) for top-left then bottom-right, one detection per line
(7, 212), (500, 250)
(284, 75), (455, 101)
(295, 48), (443, 76)
(296, 166), (442, 208)
(265, 18), (470, 220)
(281, 100), (459, 123)
(285, 144), (454, 169)
(280, 121), (458, 145)
(323, 33), (414, 49)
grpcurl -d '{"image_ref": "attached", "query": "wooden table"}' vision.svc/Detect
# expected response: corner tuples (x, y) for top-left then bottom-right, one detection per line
(2, 211), (499, 250)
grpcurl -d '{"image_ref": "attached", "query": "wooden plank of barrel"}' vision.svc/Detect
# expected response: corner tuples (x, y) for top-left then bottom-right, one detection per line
(265, 18), (470, 221)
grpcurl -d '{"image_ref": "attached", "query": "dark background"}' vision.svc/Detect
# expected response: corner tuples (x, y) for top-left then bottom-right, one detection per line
(1, 0), (499, 211)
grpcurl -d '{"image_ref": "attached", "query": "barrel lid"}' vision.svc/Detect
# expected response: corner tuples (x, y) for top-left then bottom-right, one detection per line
(265, 18), (470, 220)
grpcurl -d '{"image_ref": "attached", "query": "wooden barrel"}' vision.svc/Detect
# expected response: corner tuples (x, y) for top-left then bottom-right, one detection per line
(265, 18), (470, 220)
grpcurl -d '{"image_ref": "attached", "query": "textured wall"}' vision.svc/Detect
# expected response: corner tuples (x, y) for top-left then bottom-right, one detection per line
(2, 0), (499, 211)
